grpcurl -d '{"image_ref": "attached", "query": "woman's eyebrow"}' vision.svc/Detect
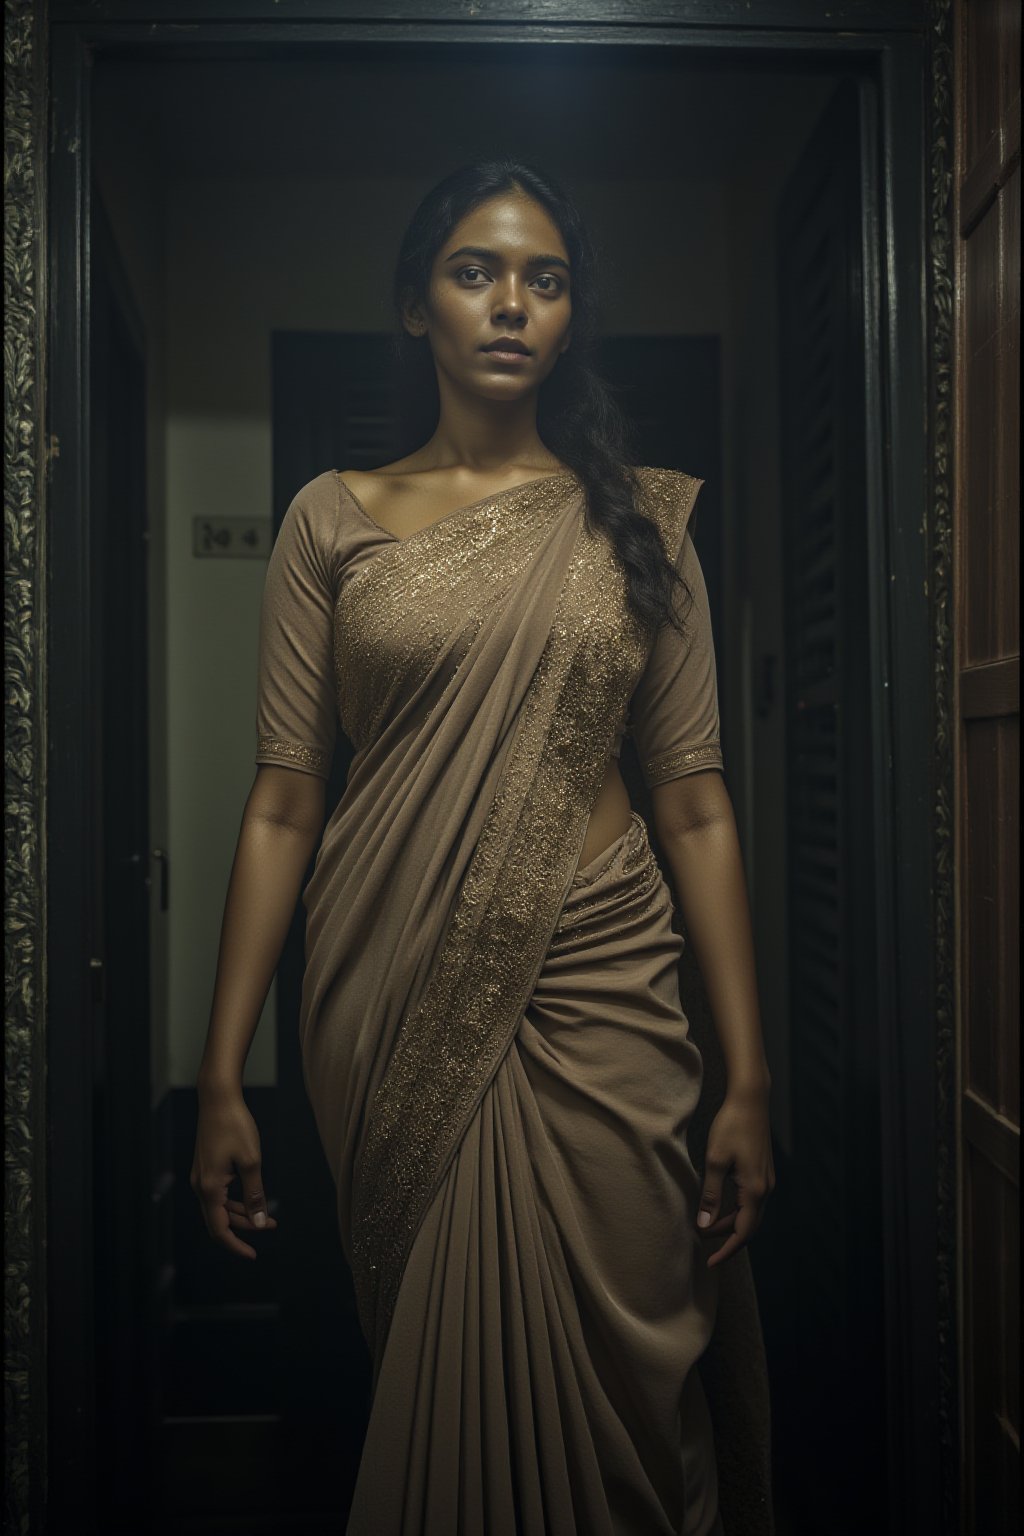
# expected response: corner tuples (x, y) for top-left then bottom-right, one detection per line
(443, 245), (570, 272)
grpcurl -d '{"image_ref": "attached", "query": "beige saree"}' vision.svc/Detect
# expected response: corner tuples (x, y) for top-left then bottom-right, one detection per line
(254, 466), (769, 1535)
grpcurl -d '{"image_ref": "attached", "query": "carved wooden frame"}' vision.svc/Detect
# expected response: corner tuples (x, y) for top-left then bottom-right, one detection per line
(926, 2), (958, 1522)
(2, 2), (956, 1529)
(4, 2), (49, 1530)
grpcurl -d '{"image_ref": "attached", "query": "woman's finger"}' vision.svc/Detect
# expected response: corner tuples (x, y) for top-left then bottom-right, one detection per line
(697, 1208), (737, 1237)
(226, 1205), (278, 1230)
(238, 1157), (270, 1231)
(706, 1231), (745, 1268)
(202, 1194), (258, 1261)
(706, 1200), (761, 1268)
(225, 1197), (278, 1228)
(225, 1197), (277, 1218)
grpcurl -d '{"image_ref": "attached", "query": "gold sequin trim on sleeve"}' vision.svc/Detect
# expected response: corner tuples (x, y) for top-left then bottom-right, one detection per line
(255, 734), (329, 776)
(645, 739), (724, 784)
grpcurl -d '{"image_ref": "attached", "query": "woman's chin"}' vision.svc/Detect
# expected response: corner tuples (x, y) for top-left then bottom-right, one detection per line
(468, 377), (540, 404)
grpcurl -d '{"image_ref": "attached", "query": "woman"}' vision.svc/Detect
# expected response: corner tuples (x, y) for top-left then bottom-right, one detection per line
(191, 159), (776, 1536)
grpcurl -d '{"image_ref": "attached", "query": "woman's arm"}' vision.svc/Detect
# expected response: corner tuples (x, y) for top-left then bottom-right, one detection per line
(191, 764), (325, 1259)
(651, 769), (770, 1093)
(651, 768), (775, 1267)
(197, 764), (325, 1091)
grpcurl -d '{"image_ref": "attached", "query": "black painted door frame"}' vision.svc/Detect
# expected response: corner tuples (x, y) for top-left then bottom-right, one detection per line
(42, 6), (947, 1534)
(86, 183), (161, 1532)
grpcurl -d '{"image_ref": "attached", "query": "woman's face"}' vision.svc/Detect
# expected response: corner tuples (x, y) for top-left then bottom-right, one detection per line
(405, 189), (573, 401)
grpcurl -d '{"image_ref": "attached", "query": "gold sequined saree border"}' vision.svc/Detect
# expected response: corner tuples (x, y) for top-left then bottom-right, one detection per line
(351, 529), (649, 1369)
(349, 467), (701, 1372)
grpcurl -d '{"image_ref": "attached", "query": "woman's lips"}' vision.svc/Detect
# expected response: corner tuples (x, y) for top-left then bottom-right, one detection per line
(481, 348), (531, 364)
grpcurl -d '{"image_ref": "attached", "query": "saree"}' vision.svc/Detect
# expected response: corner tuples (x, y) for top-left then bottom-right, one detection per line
(254, 466), (770, 1535)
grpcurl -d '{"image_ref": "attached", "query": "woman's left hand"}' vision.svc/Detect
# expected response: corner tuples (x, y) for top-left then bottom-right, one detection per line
(696, 1083), (775, 1268)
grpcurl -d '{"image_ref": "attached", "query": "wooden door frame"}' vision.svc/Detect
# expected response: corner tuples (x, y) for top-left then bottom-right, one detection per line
(3, 3), (957, 1531)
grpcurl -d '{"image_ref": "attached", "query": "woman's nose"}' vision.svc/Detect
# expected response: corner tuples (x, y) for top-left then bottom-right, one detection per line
(493, 281), (526, 320)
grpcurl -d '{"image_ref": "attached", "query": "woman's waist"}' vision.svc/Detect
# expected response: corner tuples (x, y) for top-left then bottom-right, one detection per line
(553, 809), (672, 949)
(576, 756), (634, 870)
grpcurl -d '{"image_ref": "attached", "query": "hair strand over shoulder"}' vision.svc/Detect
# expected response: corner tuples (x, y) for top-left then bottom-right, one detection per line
(390, 157), (695, 642)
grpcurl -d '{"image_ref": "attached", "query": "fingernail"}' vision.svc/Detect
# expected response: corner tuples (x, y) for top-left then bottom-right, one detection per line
(697, 1211), (711, 1228)
(253, 1211), (267, 1228)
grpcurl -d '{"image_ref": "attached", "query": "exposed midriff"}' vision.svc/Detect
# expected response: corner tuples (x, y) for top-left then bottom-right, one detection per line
(576, 755), (634, 870)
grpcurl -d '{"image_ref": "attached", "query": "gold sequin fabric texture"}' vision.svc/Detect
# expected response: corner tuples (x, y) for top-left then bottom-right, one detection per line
(349, 469), (701, 1367)
(334, 472), (577, 753)
(558, 811), (666, 940)
(646, 739), (724, 783)
(255, 733), (329, 775)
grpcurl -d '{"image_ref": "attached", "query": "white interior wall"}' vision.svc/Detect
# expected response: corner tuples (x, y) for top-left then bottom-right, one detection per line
(164, 175), (427, 1086)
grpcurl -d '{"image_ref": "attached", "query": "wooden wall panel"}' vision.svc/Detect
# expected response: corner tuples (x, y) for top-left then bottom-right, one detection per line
(954, 2), (1021, 1531)
(963, 716), (1020, 1118)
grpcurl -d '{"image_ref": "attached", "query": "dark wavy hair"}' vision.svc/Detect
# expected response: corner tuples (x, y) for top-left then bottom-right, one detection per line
(389, 158), (693, 640)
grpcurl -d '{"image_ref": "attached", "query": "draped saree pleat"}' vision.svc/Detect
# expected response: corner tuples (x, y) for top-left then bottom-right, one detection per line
(346, 814), (722, 1536)
(252, 465), (768, 1535)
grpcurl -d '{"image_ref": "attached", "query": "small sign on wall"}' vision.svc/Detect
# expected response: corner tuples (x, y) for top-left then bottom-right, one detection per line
(192, 517), (272, 558)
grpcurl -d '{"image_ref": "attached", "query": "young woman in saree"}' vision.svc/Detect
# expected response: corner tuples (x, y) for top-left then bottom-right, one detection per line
(191, 160), (776, 1536)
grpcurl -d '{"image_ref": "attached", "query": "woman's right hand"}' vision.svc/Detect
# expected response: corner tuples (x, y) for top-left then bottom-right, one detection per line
(190, 1083), (279, 1260)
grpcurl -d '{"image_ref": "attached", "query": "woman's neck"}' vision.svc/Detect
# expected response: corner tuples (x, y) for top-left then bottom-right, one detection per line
(422, 384), (557, 474)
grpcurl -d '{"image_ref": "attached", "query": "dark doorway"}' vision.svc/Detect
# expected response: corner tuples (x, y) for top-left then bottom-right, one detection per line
(49, 184), (163, 1532)
(774, 76), (888, 1534)
(40, 19), (945, 1536)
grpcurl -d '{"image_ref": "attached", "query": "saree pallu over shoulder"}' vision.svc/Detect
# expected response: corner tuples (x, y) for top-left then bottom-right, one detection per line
(334, 467), (705, 1372)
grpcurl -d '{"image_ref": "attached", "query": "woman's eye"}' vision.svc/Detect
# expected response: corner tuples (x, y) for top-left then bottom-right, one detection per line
(456, 267), (562, 292)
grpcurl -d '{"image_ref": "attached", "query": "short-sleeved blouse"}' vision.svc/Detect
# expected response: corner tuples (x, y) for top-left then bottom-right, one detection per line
(253, 467), (723, 790)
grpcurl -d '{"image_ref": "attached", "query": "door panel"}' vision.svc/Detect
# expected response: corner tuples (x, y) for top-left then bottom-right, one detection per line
(88, 186), (163, 1533)
(777, 76), (887, 1534)
(954, 4), (1021, 1525)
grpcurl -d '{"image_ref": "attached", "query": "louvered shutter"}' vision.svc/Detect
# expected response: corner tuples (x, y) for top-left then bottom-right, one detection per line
(778, 78), (887, 1528)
